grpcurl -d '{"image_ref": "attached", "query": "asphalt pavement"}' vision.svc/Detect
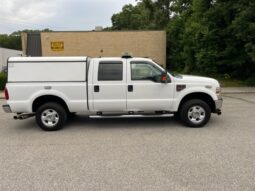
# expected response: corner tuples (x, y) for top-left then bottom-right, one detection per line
(0, 93), (255, 190)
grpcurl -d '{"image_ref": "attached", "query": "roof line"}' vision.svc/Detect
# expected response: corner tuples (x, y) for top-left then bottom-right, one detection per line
(24, 30), (166, 34)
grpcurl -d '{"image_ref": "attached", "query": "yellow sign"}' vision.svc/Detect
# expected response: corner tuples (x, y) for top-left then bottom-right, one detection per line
(51, 41), (64, 51)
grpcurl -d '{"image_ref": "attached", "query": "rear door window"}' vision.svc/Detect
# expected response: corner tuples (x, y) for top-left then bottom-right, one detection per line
(98, 62), (123, 81)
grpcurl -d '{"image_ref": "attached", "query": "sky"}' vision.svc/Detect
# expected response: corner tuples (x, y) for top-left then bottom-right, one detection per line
(0, 0), (137, 34)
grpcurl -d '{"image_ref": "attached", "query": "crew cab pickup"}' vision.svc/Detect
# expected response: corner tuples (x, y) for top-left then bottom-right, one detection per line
(2, 56), (222, 131)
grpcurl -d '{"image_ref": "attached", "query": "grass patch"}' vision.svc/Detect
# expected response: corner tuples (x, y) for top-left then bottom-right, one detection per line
(169, 70), (248, 87)
(218, 78), (245, 87)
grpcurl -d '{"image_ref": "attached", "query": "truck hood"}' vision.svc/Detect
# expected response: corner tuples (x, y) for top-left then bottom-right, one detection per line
(174, 75), (220, 86)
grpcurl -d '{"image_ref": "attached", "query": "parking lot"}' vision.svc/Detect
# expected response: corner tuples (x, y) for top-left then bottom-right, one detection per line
(0, 93), (255, 191)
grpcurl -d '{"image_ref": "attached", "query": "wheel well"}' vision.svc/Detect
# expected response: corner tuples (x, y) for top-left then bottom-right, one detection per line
(32, 95), (69, 113)
(178, 93), (216, 113)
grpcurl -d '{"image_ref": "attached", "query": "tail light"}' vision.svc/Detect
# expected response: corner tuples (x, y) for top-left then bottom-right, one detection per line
(4, 87), (9, 100)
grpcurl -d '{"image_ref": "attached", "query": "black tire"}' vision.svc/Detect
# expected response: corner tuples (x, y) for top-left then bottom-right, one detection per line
(173, 112), (180, 119)
(179, 99), (211, 127)
(68, 112), (77, 120)
(35, 102), (67, 131)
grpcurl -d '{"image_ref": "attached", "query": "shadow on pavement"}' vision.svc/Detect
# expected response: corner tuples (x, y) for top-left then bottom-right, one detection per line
(67, 115), (179, 128)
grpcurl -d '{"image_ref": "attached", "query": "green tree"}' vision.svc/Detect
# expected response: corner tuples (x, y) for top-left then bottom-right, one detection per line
(0, 28), (52, 50)
(177, 0), (255, 79)
(10, 28), (52, 36)
(0, 34), (21, 50)
(111, 0), (174, 30)
(230, 1), (255, 81)
(142, 0), (173, 29)
(111, 3), (152, 30)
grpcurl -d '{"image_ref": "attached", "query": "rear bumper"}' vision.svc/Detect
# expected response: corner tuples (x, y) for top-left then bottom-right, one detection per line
(2, 104), (12, 113)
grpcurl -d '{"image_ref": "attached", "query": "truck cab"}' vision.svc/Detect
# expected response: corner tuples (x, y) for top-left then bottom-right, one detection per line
(90, 57), (174, 113)
(2, 56), (222, 131)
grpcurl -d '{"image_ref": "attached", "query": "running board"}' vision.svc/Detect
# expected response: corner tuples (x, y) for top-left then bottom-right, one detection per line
(89, 114), (174, 119)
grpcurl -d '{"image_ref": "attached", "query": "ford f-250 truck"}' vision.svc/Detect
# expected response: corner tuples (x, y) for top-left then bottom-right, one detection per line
(2, 55), (222, 131)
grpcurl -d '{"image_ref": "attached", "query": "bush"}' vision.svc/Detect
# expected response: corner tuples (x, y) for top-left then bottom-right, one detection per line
(245, 76), (255, 87)
(0, 72), (7, 90)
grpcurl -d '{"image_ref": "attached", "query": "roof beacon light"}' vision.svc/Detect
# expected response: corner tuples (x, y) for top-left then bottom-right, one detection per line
(122, 52), (133, 59)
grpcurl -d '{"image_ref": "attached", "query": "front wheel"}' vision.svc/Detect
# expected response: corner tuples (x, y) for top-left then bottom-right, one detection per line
(35, 102), (67, 131)
(179, 99), (211, 127)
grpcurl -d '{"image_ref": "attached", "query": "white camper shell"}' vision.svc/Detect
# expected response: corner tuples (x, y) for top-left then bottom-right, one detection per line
(8, 57), (88, 82)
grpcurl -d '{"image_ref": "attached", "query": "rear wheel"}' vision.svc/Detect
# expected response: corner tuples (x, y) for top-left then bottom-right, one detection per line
(35, 102), (67, 131)
(173, 112), (180, 119)
(179, 99), (211, 127)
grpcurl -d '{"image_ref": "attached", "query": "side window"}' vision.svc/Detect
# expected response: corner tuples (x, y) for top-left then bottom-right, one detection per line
(98, 62), (123, 81)
(131, 62), (162, 81)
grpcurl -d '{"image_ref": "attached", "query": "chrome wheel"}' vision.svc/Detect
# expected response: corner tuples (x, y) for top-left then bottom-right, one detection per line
(187, 105), (206, 124)
(41, 109), (59, 127)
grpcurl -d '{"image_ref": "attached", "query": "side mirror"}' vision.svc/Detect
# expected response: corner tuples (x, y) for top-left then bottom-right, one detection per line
(160, 73), (168, 83)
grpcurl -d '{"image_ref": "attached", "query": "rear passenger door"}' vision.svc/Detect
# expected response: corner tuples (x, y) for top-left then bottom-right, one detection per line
(92, 59), (127, 112)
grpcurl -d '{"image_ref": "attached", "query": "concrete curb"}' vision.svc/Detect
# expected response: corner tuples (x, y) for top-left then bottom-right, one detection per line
(222, 92), (255, 94)
(221, 87), (255, 95)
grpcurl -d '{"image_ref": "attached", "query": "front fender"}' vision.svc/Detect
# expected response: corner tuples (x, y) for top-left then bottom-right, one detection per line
(172, 86), (217, 111)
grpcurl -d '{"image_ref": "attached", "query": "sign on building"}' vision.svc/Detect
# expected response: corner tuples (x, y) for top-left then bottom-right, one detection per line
(51, 41), (64, 51)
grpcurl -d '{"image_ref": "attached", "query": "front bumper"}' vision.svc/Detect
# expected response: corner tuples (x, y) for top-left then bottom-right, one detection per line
(2, 104), (12, 113)
(215, 97), (223, 109)
(214, 97), (223, 115)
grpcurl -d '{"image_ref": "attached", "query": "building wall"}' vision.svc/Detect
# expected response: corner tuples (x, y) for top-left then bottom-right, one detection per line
(40, 31), (166, 67)
(21, 32), (27, 56)
(0, 48), (22, 71)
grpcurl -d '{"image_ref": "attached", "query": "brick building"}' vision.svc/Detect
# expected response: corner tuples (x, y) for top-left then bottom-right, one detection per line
(21, 30), (166, 67)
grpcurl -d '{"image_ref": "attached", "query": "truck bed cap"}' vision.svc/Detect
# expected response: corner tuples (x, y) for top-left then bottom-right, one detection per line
(8, 56), (88, 62)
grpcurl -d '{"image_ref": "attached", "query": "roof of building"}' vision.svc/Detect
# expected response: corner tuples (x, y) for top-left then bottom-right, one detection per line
(24, 30), (166, 34)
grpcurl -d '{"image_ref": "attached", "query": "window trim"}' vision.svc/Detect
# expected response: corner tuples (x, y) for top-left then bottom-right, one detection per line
(98, 61), (123, 81)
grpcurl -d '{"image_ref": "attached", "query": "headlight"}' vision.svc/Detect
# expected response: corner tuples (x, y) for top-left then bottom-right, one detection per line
(216, 87), (221, 96)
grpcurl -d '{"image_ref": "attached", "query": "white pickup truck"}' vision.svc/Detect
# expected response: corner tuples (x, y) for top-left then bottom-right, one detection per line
(2, 56), (222, 131)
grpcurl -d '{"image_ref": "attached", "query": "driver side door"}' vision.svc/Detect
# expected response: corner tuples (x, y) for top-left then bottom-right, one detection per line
(126, 60), (175, 111)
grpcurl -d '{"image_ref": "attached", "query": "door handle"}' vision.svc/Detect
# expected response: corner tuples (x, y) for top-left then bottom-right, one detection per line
(128, 85), (133, 92)
(94, 85), (100, 92)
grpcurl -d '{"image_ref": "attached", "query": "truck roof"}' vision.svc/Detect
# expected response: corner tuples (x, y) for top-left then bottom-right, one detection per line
(8, 56), (155, 64)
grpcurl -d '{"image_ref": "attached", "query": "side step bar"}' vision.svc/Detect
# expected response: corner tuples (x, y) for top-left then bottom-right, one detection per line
(90, 114), (174, 119)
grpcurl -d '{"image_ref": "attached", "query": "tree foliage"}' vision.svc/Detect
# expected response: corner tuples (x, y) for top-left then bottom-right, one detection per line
(111, 0), (255, 81)
(0, 29), (52, 51)
(111, 3), (152, 30)
(0, 34), (21, 50)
